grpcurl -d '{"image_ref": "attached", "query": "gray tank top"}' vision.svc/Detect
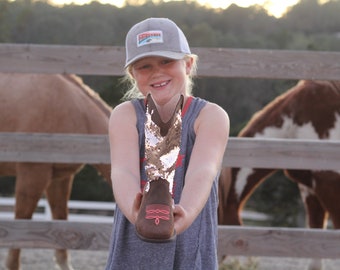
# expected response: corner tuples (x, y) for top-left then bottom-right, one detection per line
(105, 97), (219, 270)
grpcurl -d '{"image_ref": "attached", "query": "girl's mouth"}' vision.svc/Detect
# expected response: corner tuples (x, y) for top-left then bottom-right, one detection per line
(151, 80), (170, 88)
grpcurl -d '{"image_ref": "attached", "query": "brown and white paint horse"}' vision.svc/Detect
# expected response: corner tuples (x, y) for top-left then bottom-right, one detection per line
(218, 80), (340, 270)
(0, 73), (112, 270)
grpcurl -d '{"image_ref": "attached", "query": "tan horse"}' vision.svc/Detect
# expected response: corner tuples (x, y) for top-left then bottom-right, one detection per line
(218, 80), (340, 270)
(0, 73), (112, 270)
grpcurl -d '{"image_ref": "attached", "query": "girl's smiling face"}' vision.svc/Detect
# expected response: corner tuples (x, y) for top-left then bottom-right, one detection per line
(131, 56), (193, 105)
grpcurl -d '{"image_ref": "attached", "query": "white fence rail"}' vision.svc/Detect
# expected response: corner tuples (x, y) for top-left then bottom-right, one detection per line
(0, 197), (267, 223)
(0, 198), (115, 223)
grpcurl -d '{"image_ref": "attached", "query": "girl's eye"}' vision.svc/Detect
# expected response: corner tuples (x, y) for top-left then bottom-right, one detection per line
(135, 64), (150, 70)
(161, 59), (174, 65)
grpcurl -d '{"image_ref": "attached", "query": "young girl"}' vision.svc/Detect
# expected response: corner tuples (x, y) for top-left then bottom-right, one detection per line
(105, 17), (229, 269)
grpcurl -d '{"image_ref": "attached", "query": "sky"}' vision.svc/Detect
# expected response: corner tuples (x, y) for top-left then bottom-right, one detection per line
(48, 0), (301, 18)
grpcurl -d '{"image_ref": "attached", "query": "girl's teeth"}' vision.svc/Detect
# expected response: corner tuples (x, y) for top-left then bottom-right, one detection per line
(154, 81), (168, 87)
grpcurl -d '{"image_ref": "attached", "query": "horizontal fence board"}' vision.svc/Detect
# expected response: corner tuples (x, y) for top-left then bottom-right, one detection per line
(0, 132), (110, 164)
(1, 220), (339, 260)
(0, 132), (339, 170)
(194, 47), (340, 80)
(217, 226), (340, 260)
(224, 137), (340, 170)
(0, 44), (339, 80)
(0, 43), (125, 76)
(0, 220), (112, 250)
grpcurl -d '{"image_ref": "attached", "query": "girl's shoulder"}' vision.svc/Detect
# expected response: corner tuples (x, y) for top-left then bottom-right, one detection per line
(111, 100), (137, 113)
(194, 100), (230, 130)
(199, 100), (228, 119)
(109, 100), (136, 124)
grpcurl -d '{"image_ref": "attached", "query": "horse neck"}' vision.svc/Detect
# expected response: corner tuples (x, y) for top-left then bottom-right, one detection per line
(63, 74), (112, 117)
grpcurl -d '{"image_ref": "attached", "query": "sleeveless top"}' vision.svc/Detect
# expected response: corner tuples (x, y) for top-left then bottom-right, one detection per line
(105, 97), (219, 270)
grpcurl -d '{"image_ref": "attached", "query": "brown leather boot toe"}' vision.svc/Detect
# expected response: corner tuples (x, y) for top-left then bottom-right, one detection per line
(135, 178), (176, 243)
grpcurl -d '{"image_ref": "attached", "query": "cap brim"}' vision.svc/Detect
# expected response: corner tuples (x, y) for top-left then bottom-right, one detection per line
(125, 51), (187, 69)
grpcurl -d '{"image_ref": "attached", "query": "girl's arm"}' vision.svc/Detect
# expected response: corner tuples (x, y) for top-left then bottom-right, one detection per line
(174, 102), (230, 234)
(109, 101), (141, 224)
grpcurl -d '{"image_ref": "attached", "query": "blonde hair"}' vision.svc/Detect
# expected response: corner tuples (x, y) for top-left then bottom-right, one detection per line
(121, 54), (198, 101)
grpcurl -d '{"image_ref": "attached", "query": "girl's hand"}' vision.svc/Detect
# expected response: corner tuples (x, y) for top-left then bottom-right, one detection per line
(173, 204), (190, 235)
(132, 192), (143, 224)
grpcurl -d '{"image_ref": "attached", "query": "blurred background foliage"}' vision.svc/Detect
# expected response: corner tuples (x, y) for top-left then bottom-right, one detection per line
(0, 0), (339, 227)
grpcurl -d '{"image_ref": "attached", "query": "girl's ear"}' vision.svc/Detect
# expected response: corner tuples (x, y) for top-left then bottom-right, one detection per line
(185, 57), (194, 75)
(128, 66), (136, 79)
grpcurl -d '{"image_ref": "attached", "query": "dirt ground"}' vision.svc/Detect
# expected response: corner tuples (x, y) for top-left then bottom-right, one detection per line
(0, 249), (340, 270)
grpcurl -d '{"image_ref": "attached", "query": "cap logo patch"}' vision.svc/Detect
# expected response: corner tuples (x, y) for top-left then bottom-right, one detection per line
(137, 31), (163, 47)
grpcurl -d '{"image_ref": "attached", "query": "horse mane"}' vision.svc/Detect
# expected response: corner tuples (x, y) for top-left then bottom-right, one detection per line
(62, 74), (112, 117)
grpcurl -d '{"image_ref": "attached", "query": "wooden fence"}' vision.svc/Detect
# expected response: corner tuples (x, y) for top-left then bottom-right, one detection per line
(0, 43), (340, 261)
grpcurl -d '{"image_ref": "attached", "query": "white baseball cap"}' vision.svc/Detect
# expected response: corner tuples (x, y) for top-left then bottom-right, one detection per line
(124, 18), (191, 68)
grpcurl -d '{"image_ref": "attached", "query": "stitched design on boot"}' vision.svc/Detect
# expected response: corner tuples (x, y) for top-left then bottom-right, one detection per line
(145, 204), (170, 225)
